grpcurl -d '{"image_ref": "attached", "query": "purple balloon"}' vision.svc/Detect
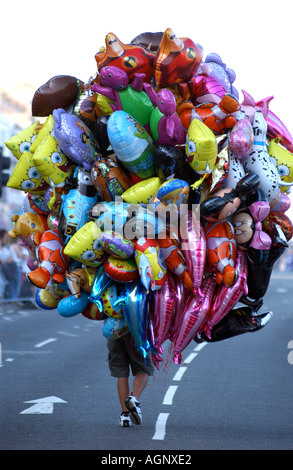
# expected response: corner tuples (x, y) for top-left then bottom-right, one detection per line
(53, 108), (97, 171)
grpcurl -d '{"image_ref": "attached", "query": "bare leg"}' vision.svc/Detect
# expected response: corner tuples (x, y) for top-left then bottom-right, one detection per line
(117, 377), (130, 412)
(132, 372), (149, 400)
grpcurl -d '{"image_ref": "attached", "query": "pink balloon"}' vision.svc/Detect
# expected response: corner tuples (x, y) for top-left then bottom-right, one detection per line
(173, 275), (217, 365)
(203, 250), (248, 339)
(265, 109), (293, 153)
(181, 211), (206, 295)
(191, 75), (226, 105)
(168, 275), (189, 344)
(240, 90), (293, 153)
(228, 115), (254, 159)
(149, 274), (177, 356)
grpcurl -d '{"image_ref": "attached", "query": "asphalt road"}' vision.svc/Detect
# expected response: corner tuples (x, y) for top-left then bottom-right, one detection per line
(1, 272), (293, 454)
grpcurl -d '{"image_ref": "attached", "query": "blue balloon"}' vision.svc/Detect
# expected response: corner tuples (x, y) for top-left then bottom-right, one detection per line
(107, 111), (155, 179)
(102, 316), (129, 339)
(57, 291), (90, 317)
(88, 265), (113, 311)
(115, 280), (150, 357)
(58, 166), (99, 245)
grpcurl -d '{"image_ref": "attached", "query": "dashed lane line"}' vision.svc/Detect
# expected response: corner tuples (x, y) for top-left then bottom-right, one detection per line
(152, 342), (207, 440)
(35, 338), (57, 348)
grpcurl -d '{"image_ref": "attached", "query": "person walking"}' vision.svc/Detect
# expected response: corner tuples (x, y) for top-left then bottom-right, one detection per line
(107, 330), (154, 427)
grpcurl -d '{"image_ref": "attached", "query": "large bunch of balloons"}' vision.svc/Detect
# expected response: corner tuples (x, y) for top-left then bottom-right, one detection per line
(5, 28), (293, 366)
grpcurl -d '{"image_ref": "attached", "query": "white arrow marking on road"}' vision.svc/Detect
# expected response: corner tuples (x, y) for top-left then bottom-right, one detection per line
(20, 396), (67, 414)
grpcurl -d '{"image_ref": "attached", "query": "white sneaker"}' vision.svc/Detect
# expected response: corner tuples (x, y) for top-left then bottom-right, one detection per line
(125, 395), (142, 425)
(119, 412), (132, 427)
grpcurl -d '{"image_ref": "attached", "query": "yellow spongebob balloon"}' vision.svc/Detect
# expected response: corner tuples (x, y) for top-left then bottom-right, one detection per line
(7, 151), (49, 194)
(64, 221), (107, 267)
(185, 119), (218, 188)
(121, 177), (161, 204)
(33, 135), (73, 187)
(5, 121), (41, 160)
(268, 139), (293, 192)
(30, 114), (55, 153)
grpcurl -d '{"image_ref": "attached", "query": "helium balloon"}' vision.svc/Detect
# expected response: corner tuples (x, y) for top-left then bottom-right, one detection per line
(81, 302), (107, 321)
(53, 108), (97, 171)
(153, 144), (196, 185)
(134, 237), (167, 291)
(30, 114), (55, 153)
(91, 156), (130, 201)
(7, 151), (49, 194)
(91, 65), (154, 126)
(147, 87), (185, 145)
(243, 111), (281, 202)
(58, 166), (99, 245)
(181, 211), (206, 294)
(63, 221), (107, 267)
(157, 234), (192, 291)
(32, 135), (73, 188)
(27, 229), (70, 289)
(267, 139), (293, 192)
(102, 284), (124, 318)
(107, 110), (155, 179)
(58, 291), (90, 317)
(100, 230), (135, 259)
(173, 275), (217, 365)
(73, 74), (103, 125)
(66, 266), (97, 298)
(201, 306), (273, 342)
(121, 177), (161, 204)
(198, 52), (238, 97)
(93, 115), (113, 156)
(204, 250), (248, 338)
(88, 264), (113, 311)
(185, 118), (218, 186)
(5, 122), (41, 160)
(32, 75), (82, 117)
(148, 273), (177, 356)
(228, 111), (254, 159)
(179, 94), (240, 135)
(115, 280), (150, 357)
(102, 316), (129, 339)
(104, 256), (139, 282)
(153, 28), (203, 88)
(95, 32), (155, 82)
(205, 219), (238, 287)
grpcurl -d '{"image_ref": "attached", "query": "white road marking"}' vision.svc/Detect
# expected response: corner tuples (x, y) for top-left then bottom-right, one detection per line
(162, 385), (178, 405)
(194, 342), (207, 352)
(184, 352), (198, 364)
(57, 331), (79, 337)
(35, 338), (57, 348)
(20, 396), (67, 414)
(153, 341), (208, 441)
(152, 413), (170, 440)
(172, 366), (187, 381)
